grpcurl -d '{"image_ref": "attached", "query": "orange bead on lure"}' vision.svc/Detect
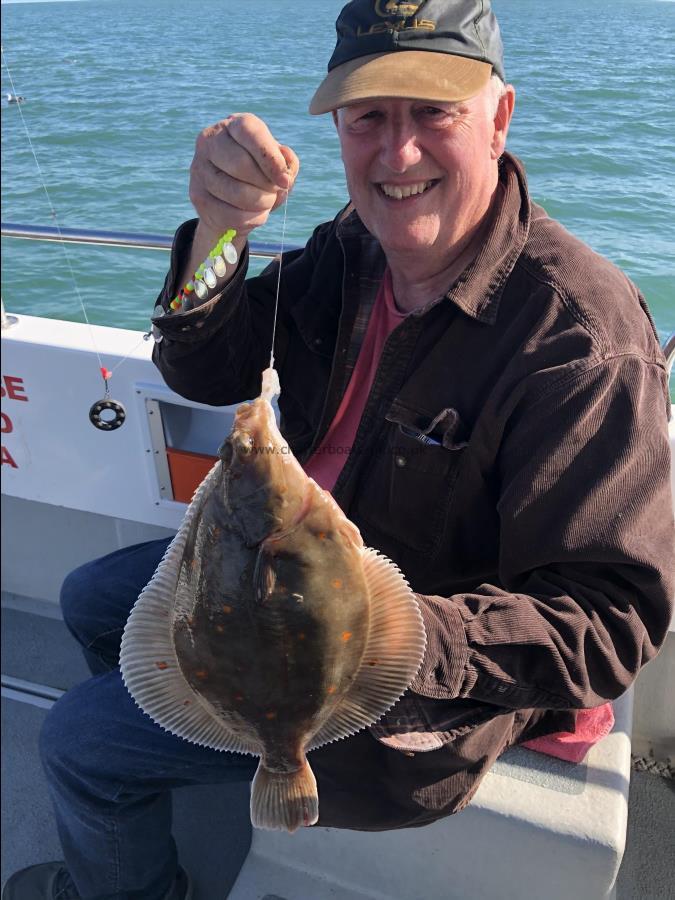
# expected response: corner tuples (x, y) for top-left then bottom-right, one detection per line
(120, 367), (426, 832)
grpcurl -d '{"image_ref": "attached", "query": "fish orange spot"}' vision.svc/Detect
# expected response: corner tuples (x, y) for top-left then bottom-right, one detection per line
(265, 711), (278, 720)
(332, 579), (343, 589)
(222, 604), (232, 614)
(318, 532), (327, 540)
(155, 661), (169, 670)
(234, 693), (245, 702)
(215, 624), (224, 633)
(194, 669), (208, 680)
(183, 700), (191, 706)
(297, 632), (306, 640)
(342, 631), (352, 642)
(327, 685), (337, 695)
(186, 616), (194, 627)
(367, 659), (379, 666)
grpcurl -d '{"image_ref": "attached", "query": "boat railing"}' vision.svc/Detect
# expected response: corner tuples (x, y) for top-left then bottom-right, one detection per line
(2, 221), (674, 374)
(0, 221), (299, 258)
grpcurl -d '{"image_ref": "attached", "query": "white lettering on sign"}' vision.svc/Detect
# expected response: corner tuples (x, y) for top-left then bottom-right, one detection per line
(1, 374), (29, 468)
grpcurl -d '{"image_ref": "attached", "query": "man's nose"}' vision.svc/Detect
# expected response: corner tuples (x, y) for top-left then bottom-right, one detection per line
(379, 123), (422, 172)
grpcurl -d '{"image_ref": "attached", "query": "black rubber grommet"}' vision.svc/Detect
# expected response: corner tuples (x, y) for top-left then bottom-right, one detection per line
(89, 399), (126, 431)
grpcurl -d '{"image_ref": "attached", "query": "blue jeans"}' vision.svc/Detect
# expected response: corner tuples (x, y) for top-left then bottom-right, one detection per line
(41, 539), (259, 900)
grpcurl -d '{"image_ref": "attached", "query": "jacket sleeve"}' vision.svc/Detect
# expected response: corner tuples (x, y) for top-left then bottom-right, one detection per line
(412, 354), (675, 710)
(151, 216), (338, 406)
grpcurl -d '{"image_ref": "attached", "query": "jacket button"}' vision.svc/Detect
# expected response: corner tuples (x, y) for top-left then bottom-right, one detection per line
(395, 455), (407, 468)
(313, 337), (322, 347)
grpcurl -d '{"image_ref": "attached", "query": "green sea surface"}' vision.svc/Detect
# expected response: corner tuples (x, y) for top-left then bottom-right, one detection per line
(1, 0), (674, 353)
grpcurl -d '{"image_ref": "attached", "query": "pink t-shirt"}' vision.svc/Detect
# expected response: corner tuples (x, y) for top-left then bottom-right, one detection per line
(303, 268), (405, 493)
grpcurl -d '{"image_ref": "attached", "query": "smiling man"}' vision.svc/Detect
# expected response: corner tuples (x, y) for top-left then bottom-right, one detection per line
(5, 2), (674, 899)
(332, 84), (512, 311)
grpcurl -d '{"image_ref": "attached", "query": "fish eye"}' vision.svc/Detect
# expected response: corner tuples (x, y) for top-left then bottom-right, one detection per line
(236, 433), (255, 456)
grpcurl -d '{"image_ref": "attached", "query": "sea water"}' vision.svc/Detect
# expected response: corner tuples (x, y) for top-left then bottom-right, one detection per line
(1, 0), (673, 349)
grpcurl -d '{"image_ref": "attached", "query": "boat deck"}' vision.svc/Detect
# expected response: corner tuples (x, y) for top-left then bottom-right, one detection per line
(2, 598), (673, 899)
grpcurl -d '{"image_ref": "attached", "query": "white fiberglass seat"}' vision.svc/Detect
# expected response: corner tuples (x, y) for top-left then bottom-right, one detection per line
(228, 689), (633, 900)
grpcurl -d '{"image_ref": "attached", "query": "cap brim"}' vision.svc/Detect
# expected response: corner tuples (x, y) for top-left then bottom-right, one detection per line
(309, 51), (492, 115)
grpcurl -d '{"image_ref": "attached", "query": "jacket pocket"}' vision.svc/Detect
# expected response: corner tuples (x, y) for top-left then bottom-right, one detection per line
(353, 404), (469, 556)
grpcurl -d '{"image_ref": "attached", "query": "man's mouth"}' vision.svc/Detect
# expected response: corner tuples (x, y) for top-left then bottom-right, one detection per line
(377, 179), (438, 200)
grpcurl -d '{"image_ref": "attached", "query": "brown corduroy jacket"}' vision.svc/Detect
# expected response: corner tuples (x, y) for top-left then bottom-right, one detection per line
(152, 152), (674, 756)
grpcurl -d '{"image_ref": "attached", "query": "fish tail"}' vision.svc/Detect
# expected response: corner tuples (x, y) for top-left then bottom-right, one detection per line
(250, 757), (319, 832)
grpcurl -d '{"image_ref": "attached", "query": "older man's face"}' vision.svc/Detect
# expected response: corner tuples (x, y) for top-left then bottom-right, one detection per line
(334, 81), (513, 263)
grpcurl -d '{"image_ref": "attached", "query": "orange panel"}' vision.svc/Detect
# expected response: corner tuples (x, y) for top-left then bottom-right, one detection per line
(166, 448), (218, 503)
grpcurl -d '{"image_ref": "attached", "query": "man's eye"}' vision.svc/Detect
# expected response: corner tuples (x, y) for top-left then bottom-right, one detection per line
(356, 110), (381, 123)
(420, 106), (453, 120)
(346, 110), (382, 131)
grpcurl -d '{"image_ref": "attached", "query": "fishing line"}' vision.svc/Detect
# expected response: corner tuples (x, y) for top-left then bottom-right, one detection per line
(4, 40), (292, 426)
(2, 44), (140, 430)
(269, 187), (290, 371)
(1, 45), (105, 376)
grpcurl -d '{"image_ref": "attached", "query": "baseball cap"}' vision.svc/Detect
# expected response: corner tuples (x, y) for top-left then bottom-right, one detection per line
(309, 0), (505, 115)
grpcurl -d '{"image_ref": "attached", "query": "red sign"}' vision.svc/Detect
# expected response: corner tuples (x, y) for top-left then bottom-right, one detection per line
(1, 374), (29, 468)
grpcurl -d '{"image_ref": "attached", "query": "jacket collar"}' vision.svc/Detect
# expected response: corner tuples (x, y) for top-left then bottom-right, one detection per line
(336, 152), (531, 325)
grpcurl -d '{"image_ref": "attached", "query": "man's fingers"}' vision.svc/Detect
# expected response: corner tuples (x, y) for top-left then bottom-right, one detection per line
(226, 113), (292, 189)
(197, 125), (280, 194)
(278, 144), (300, 185)
(269, 145), (300, 212)
(190, 114), (299, 235)
(200, 160), (278, 213)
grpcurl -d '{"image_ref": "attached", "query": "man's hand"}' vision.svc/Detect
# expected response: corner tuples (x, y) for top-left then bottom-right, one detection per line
(190, 113), (299, 238)
(178, 114), (300, 298)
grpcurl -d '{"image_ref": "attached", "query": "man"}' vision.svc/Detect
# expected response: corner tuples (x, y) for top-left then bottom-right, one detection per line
(4, 0), (674, 898)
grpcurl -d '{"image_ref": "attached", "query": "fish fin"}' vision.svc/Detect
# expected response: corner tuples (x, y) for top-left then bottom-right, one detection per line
(120, 463), (259, 755)
(253, 544), (277, 603)
(307, 547), (426, 751)
(251, 758), (318, 832)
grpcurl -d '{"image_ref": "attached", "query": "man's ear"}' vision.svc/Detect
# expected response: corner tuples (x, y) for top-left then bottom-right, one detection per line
(491, 85), (515, 160)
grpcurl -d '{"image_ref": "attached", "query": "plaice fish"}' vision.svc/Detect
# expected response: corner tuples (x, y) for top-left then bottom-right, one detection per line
(120, 368), (426, 832)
